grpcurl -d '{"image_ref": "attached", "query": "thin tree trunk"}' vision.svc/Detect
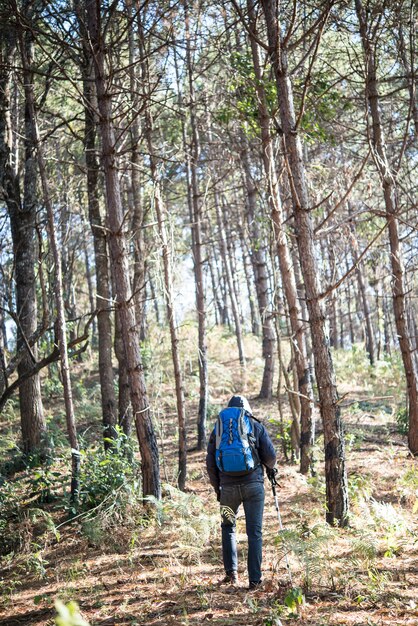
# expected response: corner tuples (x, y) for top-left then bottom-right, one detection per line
(211, 238), (230, 326)
(345, 273), (355, 346)
(207, 243), (222, 326)
(237, 221), (261, 336)
(83, 242), (96, 342)
(383, 290), (392, 356)
(128, 0), (147, 335)
(183, 3), (208, 450)
(114, 299), (132, 435)
(355, 0), (418, 455)
(149, 274), (161, 326)
(87, 0), (160, 498)
(397, 14), (418, 138)
(348, 202), (376, 364)
(261, 0), (348, 524)
(240, 146), (275, 398)
(138, 12), (187, 491)
(223, 206), (245, 327)
(213, 187), (246, 365)
(327, 243), (338, 350)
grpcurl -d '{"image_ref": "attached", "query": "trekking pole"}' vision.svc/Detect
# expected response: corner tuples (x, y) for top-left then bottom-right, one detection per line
(267, 469), (293, 586)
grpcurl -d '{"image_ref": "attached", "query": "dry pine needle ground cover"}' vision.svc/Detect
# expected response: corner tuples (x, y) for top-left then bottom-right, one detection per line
(0, 333), (417, 626)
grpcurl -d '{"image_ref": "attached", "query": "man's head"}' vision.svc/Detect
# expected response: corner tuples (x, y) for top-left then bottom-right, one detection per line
(227, 395), (253, 416)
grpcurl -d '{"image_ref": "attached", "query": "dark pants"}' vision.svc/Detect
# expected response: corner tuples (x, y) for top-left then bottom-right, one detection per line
(220, 481), (265, 584)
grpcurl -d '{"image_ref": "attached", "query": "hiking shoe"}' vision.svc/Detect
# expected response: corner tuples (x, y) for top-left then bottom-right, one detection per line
(219, 571), (239, 585)
(248, 580), (263, 591)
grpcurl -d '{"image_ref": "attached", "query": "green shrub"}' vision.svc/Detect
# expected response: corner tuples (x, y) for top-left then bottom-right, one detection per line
(78, 430), (139, 511)
(395, 407), (408, 436)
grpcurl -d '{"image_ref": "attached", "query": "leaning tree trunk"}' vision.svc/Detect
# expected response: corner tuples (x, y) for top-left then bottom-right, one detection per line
(261, 0), (348, 525)
(246, 1), (314, 473)
(355, 0), (418, 455)
(0, 16), (46, 454)
(87, 0), (160, 498)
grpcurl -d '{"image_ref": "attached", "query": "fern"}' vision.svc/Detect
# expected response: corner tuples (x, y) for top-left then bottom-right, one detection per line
(274, 522), (339, 591)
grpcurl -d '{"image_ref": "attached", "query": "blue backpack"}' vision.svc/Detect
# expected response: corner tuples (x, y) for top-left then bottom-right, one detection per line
(215, 407), (260, 475)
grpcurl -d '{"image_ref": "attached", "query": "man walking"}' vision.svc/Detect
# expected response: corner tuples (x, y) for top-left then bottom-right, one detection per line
(206, 395), (277, 589)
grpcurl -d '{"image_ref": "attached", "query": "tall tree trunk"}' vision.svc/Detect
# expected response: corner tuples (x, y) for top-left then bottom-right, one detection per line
(246, 2), (314, 472)
(212, 183), (246, 365)
(345, 272), (355, 346)
(149, 274), (161, 326)
(87, 0), (160, 498)
(211, 238), (230, 326)
(128, 0), (147, 335)
(327, 243), (338, 350)
(396, 12), (418, 138)
(0, 17), (46, 454)
(112, 304), (132, 435)
(355, 0), (418, 455)
(207, 243), (222, 326)
(237, 221), (261, 336)
(83, 241), (96, 342)
(138, 11), (187, 491)
(17, 10), (79, 498)
(382, 290), (392, 356)
(240, 146), (275, 398)
(347, 202), (376, 365)
(261, 0), (348, 524)
(223, 206), (245, 327)
(77, 23), (117, 446)
(183, 2), (208, 449)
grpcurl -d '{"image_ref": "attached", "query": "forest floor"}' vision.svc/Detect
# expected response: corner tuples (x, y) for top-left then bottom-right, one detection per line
(1, 329), (418, 626)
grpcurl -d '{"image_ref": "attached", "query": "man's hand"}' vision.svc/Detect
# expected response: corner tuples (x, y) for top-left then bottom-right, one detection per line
(266, 466), (278, 482)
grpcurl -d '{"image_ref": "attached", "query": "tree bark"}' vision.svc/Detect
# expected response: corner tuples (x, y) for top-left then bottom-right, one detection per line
(138, 10), (187, 491)
(77, 15), (117, 446)
(355, 0), (418, 455)
(87, 0), (161, 498)
(261, 0), (348, 524)
(347, 200), (376, 364)
(16, 7), (79, 498)
(0, 11), (45, 454)
(128, 0), (147, 336)
(237, 221), (261, 337)
(240, 146), (275, 398)
(183, 2), (208, 450)
(246, 1), (314, 472)
(212, 184), (246, 365)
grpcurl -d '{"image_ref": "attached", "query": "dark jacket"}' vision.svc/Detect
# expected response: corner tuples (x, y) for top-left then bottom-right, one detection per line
(206, 417), (277, 493)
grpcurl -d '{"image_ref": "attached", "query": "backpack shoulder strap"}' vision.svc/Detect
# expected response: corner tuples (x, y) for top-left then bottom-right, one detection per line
(248, 417), (261, 465)
(215, 413), (223, 450)
(238, 408), (247, 439)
